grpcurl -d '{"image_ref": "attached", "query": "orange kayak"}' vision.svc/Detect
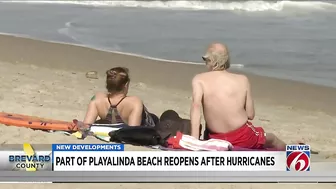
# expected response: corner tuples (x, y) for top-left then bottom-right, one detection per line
(0, 112), (78, 131)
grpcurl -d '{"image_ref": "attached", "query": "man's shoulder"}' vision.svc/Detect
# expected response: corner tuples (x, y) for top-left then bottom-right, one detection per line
(193, 72), (209, 81)
(230, 72), (249, 82)
(192, 74), (207, 88)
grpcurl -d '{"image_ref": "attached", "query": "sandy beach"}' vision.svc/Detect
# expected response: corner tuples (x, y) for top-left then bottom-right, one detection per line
(0, 35), (335, 188)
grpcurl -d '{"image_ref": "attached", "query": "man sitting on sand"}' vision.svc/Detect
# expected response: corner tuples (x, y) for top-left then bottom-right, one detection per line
(189, 43), (287, 150)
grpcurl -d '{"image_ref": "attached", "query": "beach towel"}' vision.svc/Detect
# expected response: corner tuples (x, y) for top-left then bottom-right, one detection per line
(90, 123), (126, 136)
(62, 120), (126, 140)
(167, 132), (232, 151)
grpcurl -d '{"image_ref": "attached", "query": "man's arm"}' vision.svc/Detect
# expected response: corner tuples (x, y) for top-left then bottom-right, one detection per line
(190, 76), (203, 139)
(245, 77), (255, 120)
(127, 98), (144, 126)
(83, 95), (99, 124)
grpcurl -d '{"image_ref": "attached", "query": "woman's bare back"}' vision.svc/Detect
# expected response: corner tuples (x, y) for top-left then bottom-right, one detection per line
(94, 92), (140, 124)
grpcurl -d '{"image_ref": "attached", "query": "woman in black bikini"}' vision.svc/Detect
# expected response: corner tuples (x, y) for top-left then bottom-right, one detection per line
(83, 67), (158, 127)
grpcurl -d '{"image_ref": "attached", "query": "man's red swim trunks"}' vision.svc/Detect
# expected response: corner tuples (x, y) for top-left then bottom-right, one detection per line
(207, 122), (266, 149)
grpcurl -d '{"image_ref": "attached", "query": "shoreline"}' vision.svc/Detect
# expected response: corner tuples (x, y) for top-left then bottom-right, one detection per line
(0, 32), (247, 67)
(0, 34), (336, 116)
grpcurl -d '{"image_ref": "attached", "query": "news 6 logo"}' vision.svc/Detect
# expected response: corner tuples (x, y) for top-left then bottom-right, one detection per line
(286, 145), (310, 171)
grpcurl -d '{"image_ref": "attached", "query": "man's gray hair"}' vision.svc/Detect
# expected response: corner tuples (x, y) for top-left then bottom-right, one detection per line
(203, 50), (230, 71)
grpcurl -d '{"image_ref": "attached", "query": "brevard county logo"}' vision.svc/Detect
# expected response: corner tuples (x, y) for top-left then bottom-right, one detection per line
(8, 143), (51, 171)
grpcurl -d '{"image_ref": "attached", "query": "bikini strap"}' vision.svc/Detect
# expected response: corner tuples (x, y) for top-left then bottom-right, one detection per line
(107, 94), (127, 107)
(115, 96), (127, 107)
(107, 94), (112, 106)
(106, 95), (127, 124)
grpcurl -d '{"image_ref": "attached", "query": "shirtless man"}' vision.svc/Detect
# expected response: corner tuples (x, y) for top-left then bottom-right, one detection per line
(190, 43), (287, 150)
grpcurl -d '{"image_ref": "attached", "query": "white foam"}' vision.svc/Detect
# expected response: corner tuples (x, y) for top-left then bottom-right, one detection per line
(1, 0), (335, 12)
(0, 32), (244, 68)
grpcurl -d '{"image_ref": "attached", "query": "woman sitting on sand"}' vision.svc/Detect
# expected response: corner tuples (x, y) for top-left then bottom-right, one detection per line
(83, 67), (158, 127)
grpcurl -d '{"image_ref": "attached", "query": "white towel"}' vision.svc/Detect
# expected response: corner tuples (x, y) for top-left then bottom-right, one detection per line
(169, 132), (232, 151)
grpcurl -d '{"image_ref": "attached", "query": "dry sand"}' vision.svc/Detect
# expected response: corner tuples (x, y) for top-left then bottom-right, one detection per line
(0, 35), (335, 188)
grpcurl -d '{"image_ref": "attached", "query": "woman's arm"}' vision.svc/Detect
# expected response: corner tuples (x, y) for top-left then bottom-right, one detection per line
(83, 95), (99, 125)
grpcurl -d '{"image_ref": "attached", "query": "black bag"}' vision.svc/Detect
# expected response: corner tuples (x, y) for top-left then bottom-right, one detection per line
(109, 126), (168, 146)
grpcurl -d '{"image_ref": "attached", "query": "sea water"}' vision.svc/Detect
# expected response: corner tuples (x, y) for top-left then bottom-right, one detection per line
(0, 0), (335, 87)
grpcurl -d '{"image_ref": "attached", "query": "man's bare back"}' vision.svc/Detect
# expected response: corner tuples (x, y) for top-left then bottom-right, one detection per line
(195, 71), (253, 134)
(190, 42), (286, 150)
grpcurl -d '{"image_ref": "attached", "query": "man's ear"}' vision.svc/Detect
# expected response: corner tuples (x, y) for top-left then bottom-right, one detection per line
(212, 62), (219, 70)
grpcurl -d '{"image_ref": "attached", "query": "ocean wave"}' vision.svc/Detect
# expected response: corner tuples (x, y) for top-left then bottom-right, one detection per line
(0, 31), (244, 68)
(1, 0), (335, 12)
